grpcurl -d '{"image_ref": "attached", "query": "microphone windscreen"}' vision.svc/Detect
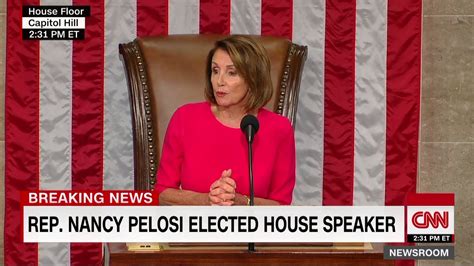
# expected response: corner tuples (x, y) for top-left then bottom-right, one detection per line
(240, 114), (259, 134)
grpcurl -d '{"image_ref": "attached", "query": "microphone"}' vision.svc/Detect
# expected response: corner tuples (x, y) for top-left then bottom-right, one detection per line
(240, 114), (259, 253)
(240, 114), (259, 144)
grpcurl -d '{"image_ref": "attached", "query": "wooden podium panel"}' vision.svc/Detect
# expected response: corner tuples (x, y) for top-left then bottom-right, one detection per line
(107, 243), (394, 265)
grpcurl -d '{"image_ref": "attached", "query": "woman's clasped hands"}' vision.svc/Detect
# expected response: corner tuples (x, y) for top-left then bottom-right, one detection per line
(209, 169), (237, 206)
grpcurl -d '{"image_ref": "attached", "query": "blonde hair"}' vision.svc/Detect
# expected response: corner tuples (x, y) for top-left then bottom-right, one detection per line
(205, 36), (273, 112)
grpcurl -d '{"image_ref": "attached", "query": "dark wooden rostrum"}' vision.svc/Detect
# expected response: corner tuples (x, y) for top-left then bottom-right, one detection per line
(108, 243), (393, 265)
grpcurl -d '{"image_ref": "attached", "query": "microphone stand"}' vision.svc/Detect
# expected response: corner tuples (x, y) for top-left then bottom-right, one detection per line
(247, 126), (256, 252)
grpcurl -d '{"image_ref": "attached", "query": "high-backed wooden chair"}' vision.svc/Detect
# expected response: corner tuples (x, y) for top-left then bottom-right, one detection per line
(119, 35), (307, 190)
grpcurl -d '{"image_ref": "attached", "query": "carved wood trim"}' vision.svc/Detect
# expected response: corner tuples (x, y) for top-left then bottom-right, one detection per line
(276, 43), (308, 127)
(119, 41), (157, 190)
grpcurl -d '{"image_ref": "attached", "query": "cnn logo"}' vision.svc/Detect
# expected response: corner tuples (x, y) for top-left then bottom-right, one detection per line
(412, 211), (449, 229)
(407, 206), (454, 234)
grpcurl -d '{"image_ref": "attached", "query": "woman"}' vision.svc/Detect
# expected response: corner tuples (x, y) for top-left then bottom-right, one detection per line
(156, 35), (295, 206)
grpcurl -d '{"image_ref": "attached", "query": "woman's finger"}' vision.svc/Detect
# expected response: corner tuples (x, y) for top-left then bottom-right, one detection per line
(209, 187), (225, 196)
(217, 193), (235, 201)
(210, 179), (222, 190)
(218, 183), (236, 193)
(220, 169), (232, 179)
(209, 194), (222, 204)
(219, 201), (234, 206)
(220, 177), (236, 188)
